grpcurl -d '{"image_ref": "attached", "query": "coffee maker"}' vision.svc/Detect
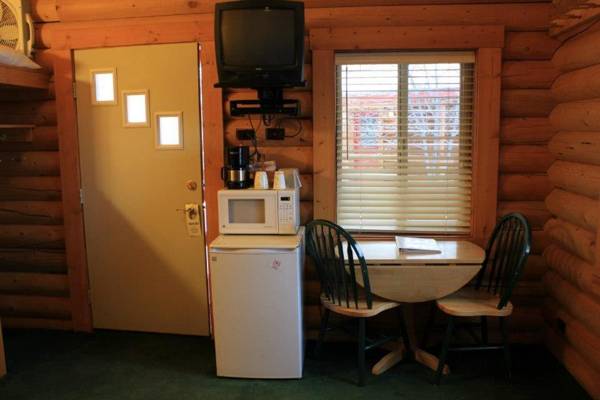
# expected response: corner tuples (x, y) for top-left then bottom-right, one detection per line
(221, 146), (251, 189)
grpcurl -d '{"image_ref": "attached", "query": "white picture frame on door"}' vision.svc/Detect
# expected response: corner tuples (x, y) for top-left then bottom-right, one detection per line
(155, 112), (184, 150)
(122, 89), (150, 127)
(90, 68), (117, 105)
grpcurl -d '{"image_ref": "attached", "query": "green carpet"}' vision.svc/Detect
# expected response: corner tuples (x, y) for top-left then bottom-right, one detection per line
(0, 329), (590, 400)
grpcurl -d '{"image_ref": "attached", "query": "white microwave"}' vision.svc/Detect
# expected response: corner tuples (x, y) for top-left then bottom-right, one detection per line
(218, 189), (300, 235)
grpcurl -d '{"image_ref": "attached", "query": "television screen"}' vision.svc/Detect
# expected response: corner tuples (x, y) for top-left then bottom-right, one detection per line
(221, 9), (296, 68)
(215, 0), (305, 88)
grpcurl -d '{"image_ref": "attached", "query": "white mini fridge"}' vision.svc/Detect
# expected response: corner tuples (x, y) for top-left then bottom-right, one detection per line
(209, 227), (305, 379)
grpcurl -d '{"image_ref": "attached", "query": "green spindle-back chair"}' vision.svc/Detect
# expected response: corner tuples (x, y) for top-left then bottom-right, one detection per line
(306, 219), (408, 386)
(423, 213), (531, 384)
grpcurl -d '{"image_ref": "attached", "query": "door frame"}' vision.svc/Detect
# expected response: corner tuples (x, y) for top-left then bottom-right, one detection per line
(52, 16), (224, 332)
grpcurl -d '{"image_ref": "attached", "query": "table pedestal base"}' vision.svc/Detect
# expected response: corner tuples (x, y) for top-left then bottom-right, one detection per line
(371, 341), (450, 376)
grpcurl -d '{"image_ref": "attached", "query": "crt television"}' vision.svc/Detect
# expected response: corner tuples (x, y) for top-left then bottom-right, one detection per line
(214, 0), (305, 89)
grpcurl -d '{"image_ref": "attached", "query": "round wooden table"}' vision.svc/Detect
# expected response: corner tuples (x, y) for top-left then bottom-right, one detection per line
(354, 240), (485, 375)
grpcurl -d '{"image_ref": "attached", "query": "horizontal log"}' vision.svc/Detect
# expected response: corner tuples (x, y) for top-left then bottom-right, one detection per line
(225, 91), (312, 119)
(30, 0), (59, 22)
(502, 61), (559, 89)
(0, 201), (63, 225)
(0, 177), (61, 201)
(545, 324), (600, 399)
(548, 131), (600, 165)
(532, 229), (550, 254)
(545, 189), (598, 232)
(552, 26), (600, 72)
(38, 2), (551, 31)
(550, 99), (600, 132)
(503, 32), (561, 61)
(224, 118), (313, 147)
(0, 225), (65, 249)
(544, 218), (596, 263)
(0, 316), (72, 330)
(498, 174), (553, 201)
(309, 25), (504, 50)
(0, 126), (58, 152)
(547, 160), (600, 198)
(500, 117), (556, 145)
(0, 152), (60, 177)
(498, 201), (551, 229)
(0, 272), (69, 296)
(300, 201), (314, 226)
(501, 89), (554, 117)
(32, 49), (55, 72)
(0, 249), (66, 273)
(0, 294), (70, 319)
(544, 244), (600, 301)
(543, 300), (600, 373)
(499, 145), (555, 173)
(34, 22), (55, 49)
(258, 146), (313, 174)
(0, 83), (56, 102)
(544, 271), (600, 337)
(552, 64), (600, 103)
(0, 101), (56, 126)
(522, 254), (548, 280)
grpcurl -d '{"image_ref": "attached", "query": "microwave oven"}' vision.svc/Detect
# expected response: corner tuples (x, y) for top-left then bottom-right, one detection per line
(218, 189), (300, 235)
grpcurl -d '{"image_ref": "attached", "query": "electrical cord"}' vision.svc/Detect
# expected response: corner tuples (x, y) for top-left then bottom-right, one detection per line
(278, 117), (304, 138)
(246, 114), (262, 161)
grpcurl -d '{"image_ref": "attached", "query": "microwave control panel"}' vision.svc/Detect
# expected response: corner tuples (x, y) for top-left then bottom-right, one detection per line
(278, 192), (299, 234)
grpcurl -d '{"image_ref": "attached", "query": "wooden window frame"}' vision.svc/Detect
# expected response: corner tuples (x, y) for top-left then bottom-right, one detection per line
(311, 26), (503, 245)
(52, 18), (223, 332)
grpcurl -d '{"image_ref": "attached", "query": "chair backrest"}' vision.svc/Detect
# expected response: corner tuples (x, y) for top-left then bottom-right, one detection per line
(475, 213), (532, 309)
(305, 219), (373, 309)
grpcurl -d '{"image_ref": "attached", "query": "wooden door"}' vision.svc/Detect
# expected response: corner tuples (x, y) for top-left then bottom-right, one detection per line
(74, 43), (209, 335)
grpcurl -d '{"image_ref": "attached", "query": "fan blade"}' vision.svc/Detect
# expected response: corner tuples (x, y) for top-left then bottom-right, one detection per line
(0, 25), (19, 41)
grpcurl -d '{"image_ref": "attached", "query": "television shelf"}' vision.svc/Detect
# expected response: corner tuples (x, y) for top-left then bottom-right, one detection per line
(0, 64), (50, 90)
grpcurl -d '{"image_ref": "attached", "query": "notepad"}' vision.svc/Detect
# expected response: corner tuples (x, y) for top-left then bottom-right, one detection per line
(395, 236), (442, 254)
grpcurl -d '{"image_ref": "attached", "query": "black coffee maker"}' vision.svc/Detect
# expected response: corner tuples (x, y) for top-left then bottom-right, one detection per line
(222, 146), (251, 189)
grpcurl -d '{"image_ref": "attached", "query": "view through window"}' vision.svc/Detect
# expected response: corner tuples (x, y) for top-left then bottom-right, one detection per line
(336, 52), (475, 234)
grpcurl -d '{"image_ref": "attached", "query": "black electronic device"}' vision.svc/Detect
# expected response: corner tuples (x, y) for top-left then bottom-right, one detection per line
(214, 0), (305, 116)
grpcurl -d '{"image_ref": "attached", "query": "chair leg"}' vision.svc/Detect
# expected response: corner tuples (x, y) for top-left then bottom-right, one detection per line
(397, 307), (411, 352)
(435, 316), (455, 385)
(500, 317), (512, 379)
(421, 302), (437, 348)
(481, 316), (488, 345)
(357, 317), (367, 387)
(314, 308), (330, 358)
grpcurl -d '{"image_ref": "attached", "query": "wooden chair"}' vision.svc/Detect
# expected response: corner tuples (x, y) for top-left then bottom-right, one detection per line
(423, 213), (531, 384)
(306, 219), (409, 386)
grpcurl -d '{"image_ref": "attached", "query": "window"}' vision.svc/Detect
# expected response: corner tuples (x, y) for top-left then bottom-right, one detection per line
(336, 52), (474, 234)
(155, 112), (183, 149)
(122, 90), (149, 127)
(90, 69), (116, 104)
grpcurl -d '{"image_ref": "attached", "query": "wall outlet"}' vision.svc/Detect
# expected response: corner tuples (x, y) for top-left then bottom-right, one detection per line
(266, 127), (285, 140)
(236, 129), (255, 140)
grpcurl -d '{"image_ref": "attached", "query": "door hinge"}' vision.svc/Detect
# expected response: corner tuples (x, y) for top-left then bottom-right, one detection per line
(72, 82), (77, 99)
(79, 188), (84, 206)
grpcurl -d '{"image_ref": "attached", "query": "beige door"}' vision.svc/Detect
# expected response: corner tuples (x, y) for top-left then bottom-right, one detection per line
(74, 43), (209, 335)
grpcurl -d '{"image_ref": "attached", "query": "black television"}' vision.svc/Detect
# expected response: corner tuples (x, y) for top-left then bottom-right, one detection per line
(215, 0), (305, 89)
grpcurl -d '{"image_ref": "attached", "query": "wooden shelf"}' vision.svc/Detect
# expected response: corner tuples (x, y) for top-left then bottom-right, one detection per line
(0, 64), (50, 90)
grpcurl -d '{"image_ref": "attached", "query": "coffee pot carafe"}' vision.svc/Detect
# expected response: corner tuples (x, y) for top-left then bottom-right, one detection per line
(221, 146), (251, 189)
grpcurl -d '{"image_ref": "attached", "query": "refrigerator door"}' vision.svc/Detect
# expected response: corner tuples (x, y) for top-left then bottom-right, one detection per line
(210, 247), (304, 379)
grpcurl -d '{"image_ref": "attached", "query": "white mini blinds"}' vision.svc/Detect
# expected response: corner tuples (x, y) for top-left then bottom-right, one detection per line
(335, 52), (475, 234)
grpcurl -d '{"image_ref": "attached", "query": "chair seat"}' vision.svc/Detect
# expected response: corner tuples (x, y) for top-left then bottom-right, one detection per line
(320, 293), (400, 318)
(436, 288), (513, 317)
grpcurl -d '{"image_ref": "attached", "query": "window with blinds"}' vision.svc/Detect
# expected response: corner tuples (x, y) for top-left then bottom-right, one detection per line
(336, 52), (475, 234)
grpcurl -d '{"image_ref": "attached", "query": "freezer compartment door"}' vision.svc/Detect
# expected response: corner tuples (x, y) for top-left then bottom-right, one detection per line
(210, 249), (304, 379)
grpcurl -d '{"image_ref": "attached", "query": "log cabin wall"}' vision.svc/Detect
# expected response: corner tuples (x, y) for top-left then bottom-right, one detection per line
(0, 26), (72, 329)
(13, 1), (558, 339)
(542, 21), (600, 398)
